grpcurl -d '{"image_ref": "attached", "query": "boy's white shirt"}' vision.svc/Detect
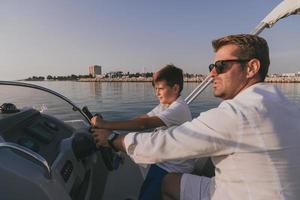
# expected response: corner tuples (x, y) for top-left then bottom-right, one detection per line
(146, 96), (196, 173)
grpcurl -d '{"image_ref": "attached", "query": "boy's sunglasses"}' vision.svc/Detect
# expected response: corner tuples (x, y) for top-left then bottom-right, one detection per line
(208, 59), (250, 74)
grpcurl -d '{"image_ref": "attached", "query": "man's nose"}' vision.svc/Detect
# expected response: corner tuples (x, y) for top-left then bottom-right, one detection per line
(210, 67), (218, 77)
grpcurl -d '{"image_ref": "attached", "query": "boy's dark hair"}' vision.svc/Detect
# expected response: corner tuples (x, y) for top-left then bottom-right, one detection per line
(212, 34), (270, 81)
(152, 64), (184, 94)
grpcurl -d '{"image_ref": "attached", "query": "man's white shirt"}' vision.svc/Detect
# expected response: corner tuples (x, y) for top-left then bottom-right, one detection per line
(125, 83), (300, 200)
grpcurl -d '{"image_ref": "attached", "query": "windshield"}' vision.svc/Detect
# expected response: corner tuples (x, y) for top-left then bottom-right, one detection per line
(0, 82), (89, 129)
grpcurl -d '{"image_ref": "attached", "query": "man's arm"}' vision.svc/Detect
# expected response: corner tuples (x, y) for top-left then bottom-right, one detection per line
(92, 119), (227, 165)
(91, 115), (165, 131)
(123, 106), (238, 164)
(92, 110), (236, 165)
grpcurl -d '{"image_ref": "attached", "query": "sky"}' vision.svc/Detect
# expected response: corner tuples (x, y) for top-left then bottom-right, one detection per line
(0, 0), (299, 80)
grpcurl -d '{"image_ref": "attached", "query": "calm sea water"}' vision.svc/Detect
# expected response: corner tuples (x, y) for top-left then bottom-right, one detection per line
(1, 81), (300, 121)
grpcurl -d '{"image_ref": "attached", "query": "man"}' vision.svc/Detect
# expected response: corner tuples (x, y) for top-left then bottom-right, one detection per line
(92, 34), (300, 200)
(92, 64), (195, 200)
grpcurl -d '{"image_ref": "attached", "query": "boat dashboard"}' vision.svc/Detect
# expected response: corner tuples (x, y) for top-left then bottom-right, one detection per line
(0, 107), (108, 200)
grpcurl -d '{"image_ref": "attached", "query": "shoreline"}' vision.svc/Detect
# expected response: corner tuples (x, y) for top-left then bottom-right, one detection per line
(76, 76), (300, 83)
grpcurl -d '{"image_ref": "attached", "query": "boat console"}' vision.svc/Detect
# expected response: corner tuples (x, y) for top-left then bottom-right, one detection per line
(0, 81), (144, 200)
(0, 106), (108, 200)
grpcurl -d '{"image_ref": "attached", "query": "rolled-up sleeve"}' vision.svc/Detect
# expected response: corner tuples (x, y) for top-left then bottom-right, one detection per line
(124, 102), (240, 164)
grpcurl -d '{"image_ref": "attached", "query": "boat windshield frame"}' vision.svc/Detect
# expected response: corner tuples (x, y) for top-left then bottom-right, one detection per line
(0, 81), (91, 124)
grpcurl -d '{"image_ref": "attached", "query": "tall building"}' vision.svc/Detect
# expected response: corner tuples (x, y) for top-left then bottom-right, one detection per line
(89, 65), (102, 77)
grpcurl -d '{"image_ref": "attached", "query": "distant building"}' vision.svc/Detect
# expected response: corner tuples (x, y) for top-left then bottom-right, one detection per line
(89, 65), (102, 77)
(282, 73), (296, 77)
(106, 71), (123, 78)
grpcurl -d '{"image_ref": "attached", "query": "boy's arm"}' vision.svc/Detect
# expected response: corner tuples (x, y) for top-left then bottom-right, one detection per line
(91, 115), (165, 131)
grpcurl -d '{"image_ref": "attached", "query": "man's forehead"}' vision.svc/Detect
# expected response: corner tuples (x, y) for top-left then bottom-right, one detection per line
(215, 45), (240, 60)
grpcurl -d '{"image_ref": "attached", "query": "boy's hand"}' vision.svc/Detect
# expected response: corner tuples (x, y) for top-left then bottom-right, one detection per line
(91, 128), (112, 148)
(91, 116), (104, 128)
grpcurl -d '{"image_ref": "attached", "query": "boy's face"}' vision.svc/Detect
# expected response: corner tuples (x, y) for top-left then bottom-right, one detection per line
(154, 80), (179, 105)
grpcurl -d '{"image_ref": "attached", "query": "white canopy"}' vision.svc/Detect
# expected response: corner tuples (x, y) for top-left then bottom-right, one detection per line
(252, 0), (300, 35)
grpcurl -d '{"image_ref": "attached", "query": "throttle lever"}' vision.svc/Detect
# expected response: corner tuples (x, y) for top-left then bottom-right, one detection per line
(82, 106), (94, 120)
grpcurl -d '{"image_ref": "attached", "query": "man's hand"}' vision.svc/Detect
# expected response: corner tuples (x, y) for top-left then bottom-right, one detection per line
(91, 116), (104, 128)
(91, 128), (112, 148)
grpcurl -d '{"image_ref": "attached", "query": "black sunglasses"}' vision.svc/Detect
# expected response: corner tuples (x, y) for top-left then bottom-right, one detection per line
(208, 59), (250, 74)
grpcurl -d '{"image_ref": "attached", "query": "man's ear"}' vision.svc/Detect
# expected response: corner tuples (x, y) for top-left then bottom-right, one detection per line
(246, 58), (260, 79)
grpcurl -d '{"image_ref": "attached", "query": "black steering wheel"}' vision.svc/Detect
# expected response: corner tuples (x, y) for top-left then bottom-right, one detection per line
(81, 106), (117, 171)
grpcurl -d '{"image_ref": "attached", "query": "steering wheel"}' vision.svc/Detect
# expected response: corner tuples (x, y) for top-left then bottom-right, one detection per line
(81, 106), (118, 171)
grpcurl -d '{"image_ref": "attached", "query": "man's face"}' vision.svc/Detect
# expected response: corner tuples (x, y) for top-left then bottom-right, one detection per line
(210, 44), (249, 100)
(154, 80), (179, 105)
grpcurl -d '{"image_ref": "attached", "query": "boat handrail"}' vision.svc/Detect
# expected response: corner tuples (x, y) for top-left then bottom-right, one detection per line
(185, 75), (213, 105)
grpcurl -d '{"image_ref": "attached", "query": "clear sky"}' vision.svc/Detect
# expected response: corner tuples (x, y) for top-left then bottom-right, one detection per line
(0, 0), (299, 80)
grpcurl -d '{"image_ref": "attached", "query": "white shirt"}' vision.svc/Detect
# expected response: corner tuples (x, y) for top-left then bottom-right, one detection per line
(147, 96), (192, 128)
(147, 96), (195, 173)
(124, 83), (300, 200)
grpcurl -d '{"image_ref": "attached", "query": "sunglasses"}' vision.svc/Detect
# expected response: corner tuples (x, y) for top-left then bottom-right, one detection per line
(208, 59), (250, 74)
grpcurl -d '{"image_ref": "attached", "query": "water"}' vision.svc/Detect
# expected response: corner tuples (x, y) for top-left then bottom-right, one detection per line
(1, 81), (300, 121)
(24, 81), (221, 120)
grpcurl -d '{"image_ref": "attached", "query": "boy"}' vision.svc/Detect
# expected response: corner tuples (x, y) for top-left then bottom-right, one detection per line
(91, 64), (195, 200)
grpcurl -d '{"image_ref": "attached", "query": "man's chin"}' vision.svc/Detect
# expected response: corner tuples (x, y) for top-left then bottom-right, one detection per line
(159, 100), (166, 104)
(213, 91), (222, 98)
